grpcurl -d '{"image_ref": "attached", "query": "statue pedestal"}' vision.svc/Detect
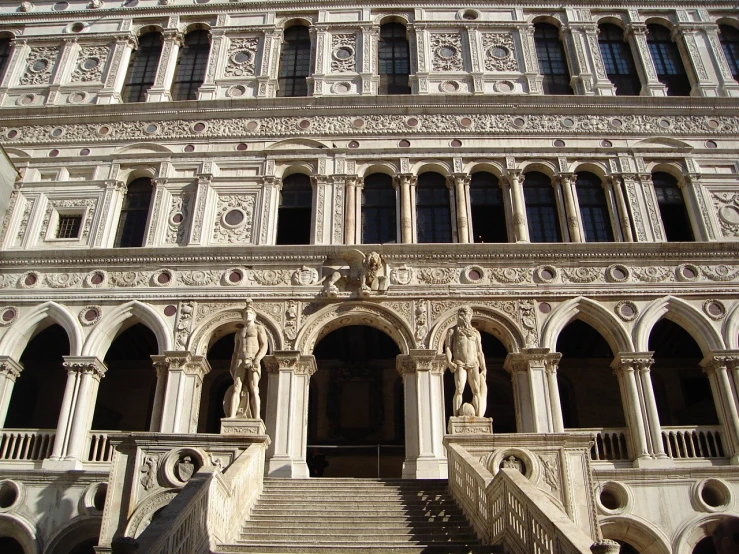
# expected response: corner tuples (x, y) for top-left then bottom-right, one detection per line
(220, 418), (266, 436)
(447, 416), (493, 435)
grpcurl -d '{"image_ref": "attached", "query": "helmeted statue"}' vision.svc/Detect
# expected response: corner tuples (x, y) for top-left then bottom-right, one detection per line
(444, 306), (487, 417)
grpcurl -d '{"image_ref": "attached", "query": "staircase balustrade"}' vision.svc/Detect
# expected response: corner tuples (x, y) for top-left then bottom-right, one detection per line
(447, 442), (596, 554)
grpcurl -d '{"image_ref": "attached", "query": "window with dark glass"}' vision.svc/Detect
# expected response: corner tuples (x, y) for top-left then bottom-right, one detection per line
(470, 172), (507, 243)
(0, 37), (11, 83)
(647, 24), (691, 96)
(575, 172), (614, 242)
(276, 174), (312, 245)
(362, 173), (397, 244)
(278, 25), (311, 97)
(534, 23), (573, 95)
(56, 215), (82, 239)
(416, 172), (452, 243)
(598, 24), (641, 95)
(652, 172), (694, 242)
(122, 33), (163, 103)
(379, 23), (411, 95)
(524, 172), (562, 243)
(171, 30), (210, 101)
(115, 178), (152, 247)
(719, 24), (739, 81)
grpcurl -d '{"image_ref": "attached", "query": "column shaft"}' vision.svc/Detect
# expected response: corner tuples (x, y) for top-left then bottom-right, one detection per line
(507, 172), (529, 242)
(0, 358), (22, 427)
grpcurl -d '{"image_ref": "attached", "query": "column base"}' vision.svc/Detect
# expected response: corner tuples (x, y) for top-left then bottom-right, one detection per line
(632, 456), (674, 468)
(402, 456), (448, 479)
(42, 457), (84, 471)
(447, 416), (493, 434)
(266, 455), (310, 478)
(220, 418), (266, 436)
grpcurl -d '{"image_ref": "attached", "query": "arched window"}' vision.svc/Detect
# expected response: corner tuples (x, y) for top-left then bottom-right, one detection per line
(122, 33), (163, 103)
(115, 178), (152, 247)
(416, 172), (452, 243)
(647, 24), (691, 96)
(276, 173), (312, 244)
(171, 29), (210, 101)
(379, 22), (411, 95)
(652, 172), (694, 241)
(524, 172), (562, 242)
(362, 173), (397, 244)
(598, 23), (641, 95)
(278, 25), (311, 97)
(576, 172), (614, 242)
(0, 37), (11, 83)
(719, 24), (739, 82)
(534, 23), (573, 95)
(470, 172), (507, 243)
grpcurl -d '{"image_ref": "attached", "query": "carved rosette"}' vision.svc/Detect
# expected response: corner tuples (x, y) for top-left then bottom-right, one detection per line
(212, 194), (255, 244)
(224, 38), (258, 77)
(20, 46), (59, 86)
(430, 33), (464, 72)
(331, 34), (357, 73)
(481, 33), (518, 72)
(71, 46), (109, 83)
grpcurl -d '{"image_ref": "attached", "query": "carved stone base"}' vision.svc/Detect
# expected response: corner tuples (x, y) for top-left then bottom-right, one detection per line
(447, 416), (493, 434)
(220, 418), (266, 436)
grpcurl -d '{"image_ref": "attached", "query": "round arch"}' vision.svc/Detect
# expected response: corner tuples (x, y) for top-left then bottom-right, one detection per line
(375, 14), (410, 26)
(673, 513), (739, 554)
(594, 15), (629, 29)
(296, 302), (413, 355)
(358, 161), (398, 178)
(634, 296), (724, 355)
(529, 15), (565, 28)
(0, 301), (82, 360)
(427, 305), (525, 354)
(279, 17), (314, 30)
(541, 297), (633, 354)
(275, 162), (316, 179)
(644, 17), (677, 31)
(465, 160), (505, 178)
(0, 513), (39, 554)
(43, 516), (101, 554)
(600, 515), (671, 554)
(82, 301), (172, 358)
(646, 162), (688, 181)
(520, 160), (557, 178)
(412, 161), (451, 177)
(188, 307), (283, 356)
(134, 25), (164, 38)
(570, 161), (609, 179)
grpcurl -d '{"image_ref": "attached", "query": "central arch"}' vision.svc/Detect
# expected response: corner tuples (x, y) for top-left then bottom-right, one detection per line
(308, 325), (403, 478)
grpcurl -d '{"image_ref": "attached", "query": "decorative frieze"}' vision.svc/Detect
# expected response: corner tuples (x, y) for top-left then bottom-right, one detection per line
(331, 34), (356, 73)
(224, 38), (259, 77)
(711, 192), (739, 238)
(212, 194), (256, 244)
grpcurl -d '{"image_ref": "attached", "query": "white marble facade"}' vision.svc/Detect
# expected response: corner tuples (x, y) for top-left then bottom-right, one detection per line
(0, 1), (738, 553)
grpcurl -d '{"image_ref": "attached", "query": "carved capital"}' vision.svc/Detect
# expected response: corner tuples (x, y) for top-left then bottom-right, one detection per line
(63, 356), (107, 381)
(396, 350), (446, 376)
(503, 348), (561, 374)
(611, 352), (654, 375)
(0, 357), (23, 381)
(394, 174), (417, 188)
(150, 351), (211, 378)
(263, 351), (317, 376)
(701, 351), (739, 374)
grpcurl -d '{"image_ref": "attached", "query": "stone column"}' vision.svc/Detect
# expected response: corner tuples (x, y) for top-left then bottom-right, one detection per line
(633, 354), (669, 462)
(679, 173), (717, 241)
(263, 351), (315, 478)
(558, 173), (583, 243)
(397, 351), (447, 479)
(258, 176), (281, 245)
(626, 24), (667, 96)
(611, 354), (651, 464)
(608, 176), (634, 242)
(702, 352), (739, 463)
(97, 35), (136, 104)
(704, 25), (739, 97)
(344, 176), (360, 244)
(146, 31), (183, 102)
(449, 174), (470, 243)
(0, 357), (22, 427)
(44, 357), (107, 470)
(150, 352), (211, 434)
(503, 349), (562, 433)
(637, 173), (666, 242)
(675, 24), (716, 97)
(0, 38), (26, 104)
(505, 170), (529, 243)
(396, 174), (416, 244)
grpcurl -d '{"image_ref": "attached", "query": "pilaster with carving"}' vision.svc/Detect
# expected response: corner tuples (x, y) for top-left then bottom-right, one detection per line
(680, 173), (717, 241)
(396, 350), (447, 479)
(198, 29), (224, 100)
(626, 23), (667, 96)
(558, 173), (583, 243)
(187, 173), (213, 246)
(144, 179), (170, 246)
(94, 180), (126, 247)
(360, 26), (378, 95)
(561, 24), (592, 95)
(258, 176), (281, 245)
(97, 35), (135, 104)
(45, 357), (107, 470)
(583, 24), (617, 96)
(637, 173), (665, 242)
(410, 24), (429, 94)
(520, 24), (543, 94)
(705, 24), (739, 97)
(702, 352), (739, 464)
(675, 24), (717, 97)
(258, 29), (282, 98)
(343, 176), (361, 244)
(312, 175), (330, 244)
(504, 169), (529, 242)
(606, 176), (633, 242)
(0, 38), (26, 104)
(263, 351), (315, 478)
(147, 31), (183, 102)
(0, 357), (23, 427)
(310, 26), (327, 96)
(150, 352), (211, 434)
(46, 38), (78, 105)
(503, 349), (561, 433)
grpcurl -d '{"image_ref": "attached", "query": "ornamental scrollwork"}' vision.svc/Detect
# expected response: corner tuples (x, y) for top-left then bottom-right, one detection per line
(224, 38), (258, 77)
(711, 192), (739, 238)
(71, 46), (109, 83)
(20, 46), (58, 86)
(331, 34), (356, 73)
(212, 194), (255, 244)
(430, 33), (464, 72)
(482, 33), (518, 72)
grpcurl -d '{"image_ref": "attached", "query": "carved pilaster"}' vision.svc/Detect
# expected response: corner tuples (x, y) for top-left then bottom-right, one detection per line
(147, 31), (183, 102)
(626, 24), (667, 96)
(150, 352), (211, 434)
(675, 24), (715, 96)
(188, 173), (212, 246)
(198, 30), (224, 100)
(97, 35), (135, 104)
(702, 351), (739, 463)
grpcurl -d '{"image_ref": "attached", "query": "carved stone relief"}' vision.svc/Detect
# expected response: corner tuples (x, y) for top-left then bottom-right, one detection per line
(711, 192), (739, 237)
(224, 38), (259, 77)
(430, 33), (464, 72)
(71, 45), (109, 83)
(20, 46), (59, 86)
(212, 194), (255, 244)
(165, 194), (191, 245)
(331, 34), (357, 73)
(39, 199), (97, 242)
(481, 33), (518, 72)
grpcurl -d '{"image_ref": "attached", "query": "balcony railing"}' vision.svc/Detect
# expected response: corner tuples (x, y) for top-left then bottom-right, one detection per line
(567, 428), (630, 461)
(0, 429), (55, 461)
(87, 431), (117, 462)
(661, 426), (725, 459)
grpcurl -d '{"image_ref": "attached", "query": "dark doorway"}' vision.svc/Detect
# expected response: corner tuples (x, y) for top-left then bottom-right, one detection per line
(309, 325), (403, 477)
(0, 537), (24, 554)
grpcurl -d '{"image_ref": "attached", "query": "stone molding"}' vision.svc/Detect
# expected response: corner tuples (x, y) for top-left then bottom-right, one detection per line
(263, 351), (316, 376)
(151, 351), (211, 378)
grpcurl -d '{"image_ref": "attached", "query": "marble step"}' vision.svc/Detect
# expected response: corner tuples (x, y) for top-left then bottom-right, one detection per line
(218, 544), (503, 553)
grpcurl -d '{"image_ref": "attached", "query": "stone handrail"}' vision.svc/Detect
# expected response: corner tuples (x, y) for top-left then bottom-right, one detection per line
(567, 428), (630, 461)
(661, 425), (725, 459)
(0, 429), (55, 461)
(87, 431), (117, 462)
(447, 442), (595, 554)
(133, 442), (266, 554)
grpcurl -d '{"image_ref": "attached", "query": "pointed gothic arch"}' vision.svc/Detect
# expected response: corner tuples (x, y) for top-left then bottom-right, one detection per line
(0, 301), (82, 360)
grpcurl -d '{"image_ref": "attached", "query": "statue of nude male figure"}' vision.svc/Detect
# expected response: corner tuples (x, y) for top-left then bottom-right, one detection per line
(445, 306), (488, 418)
(225, 304), (268, 420)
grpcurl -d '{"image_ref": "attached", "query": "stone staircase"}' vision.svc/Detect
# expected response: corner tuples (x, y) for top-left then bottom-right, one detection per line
(218, 478), (502, 553)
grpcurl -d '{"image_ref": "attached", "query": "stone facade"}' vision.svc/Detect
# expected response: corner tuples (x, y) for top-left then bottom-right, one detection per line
(0, 1), (738, 553)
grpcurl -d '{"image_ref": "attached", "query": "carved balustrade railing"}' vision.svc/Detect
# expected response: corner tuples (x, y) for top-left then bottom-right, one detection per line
(87, 431), (117, 463)
(661, 426), (725, 459)
(0, 429), (55, 461)
(447, 442), (595, 554)
(135, 442), (266, 554)
(567, 428), (630, 462)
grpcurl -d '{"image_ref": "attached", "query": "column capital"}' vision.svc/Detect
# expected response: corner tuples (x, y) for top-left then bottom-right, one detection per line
(0, 356), (23, 381)
(263, 351), (316, 376)
(611, 352), (655, 372)
(448, 174), (470, 187)
(701, 351), (739, 373)
(394, 174), (417, 188)
(503, 348), (562, 373)
(150, 351), (211, 378)
(557, 172), (576, 186)
(63, 356), (107, 381)
(626, 23), (648, 37)
(396, 350), (446, 375)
